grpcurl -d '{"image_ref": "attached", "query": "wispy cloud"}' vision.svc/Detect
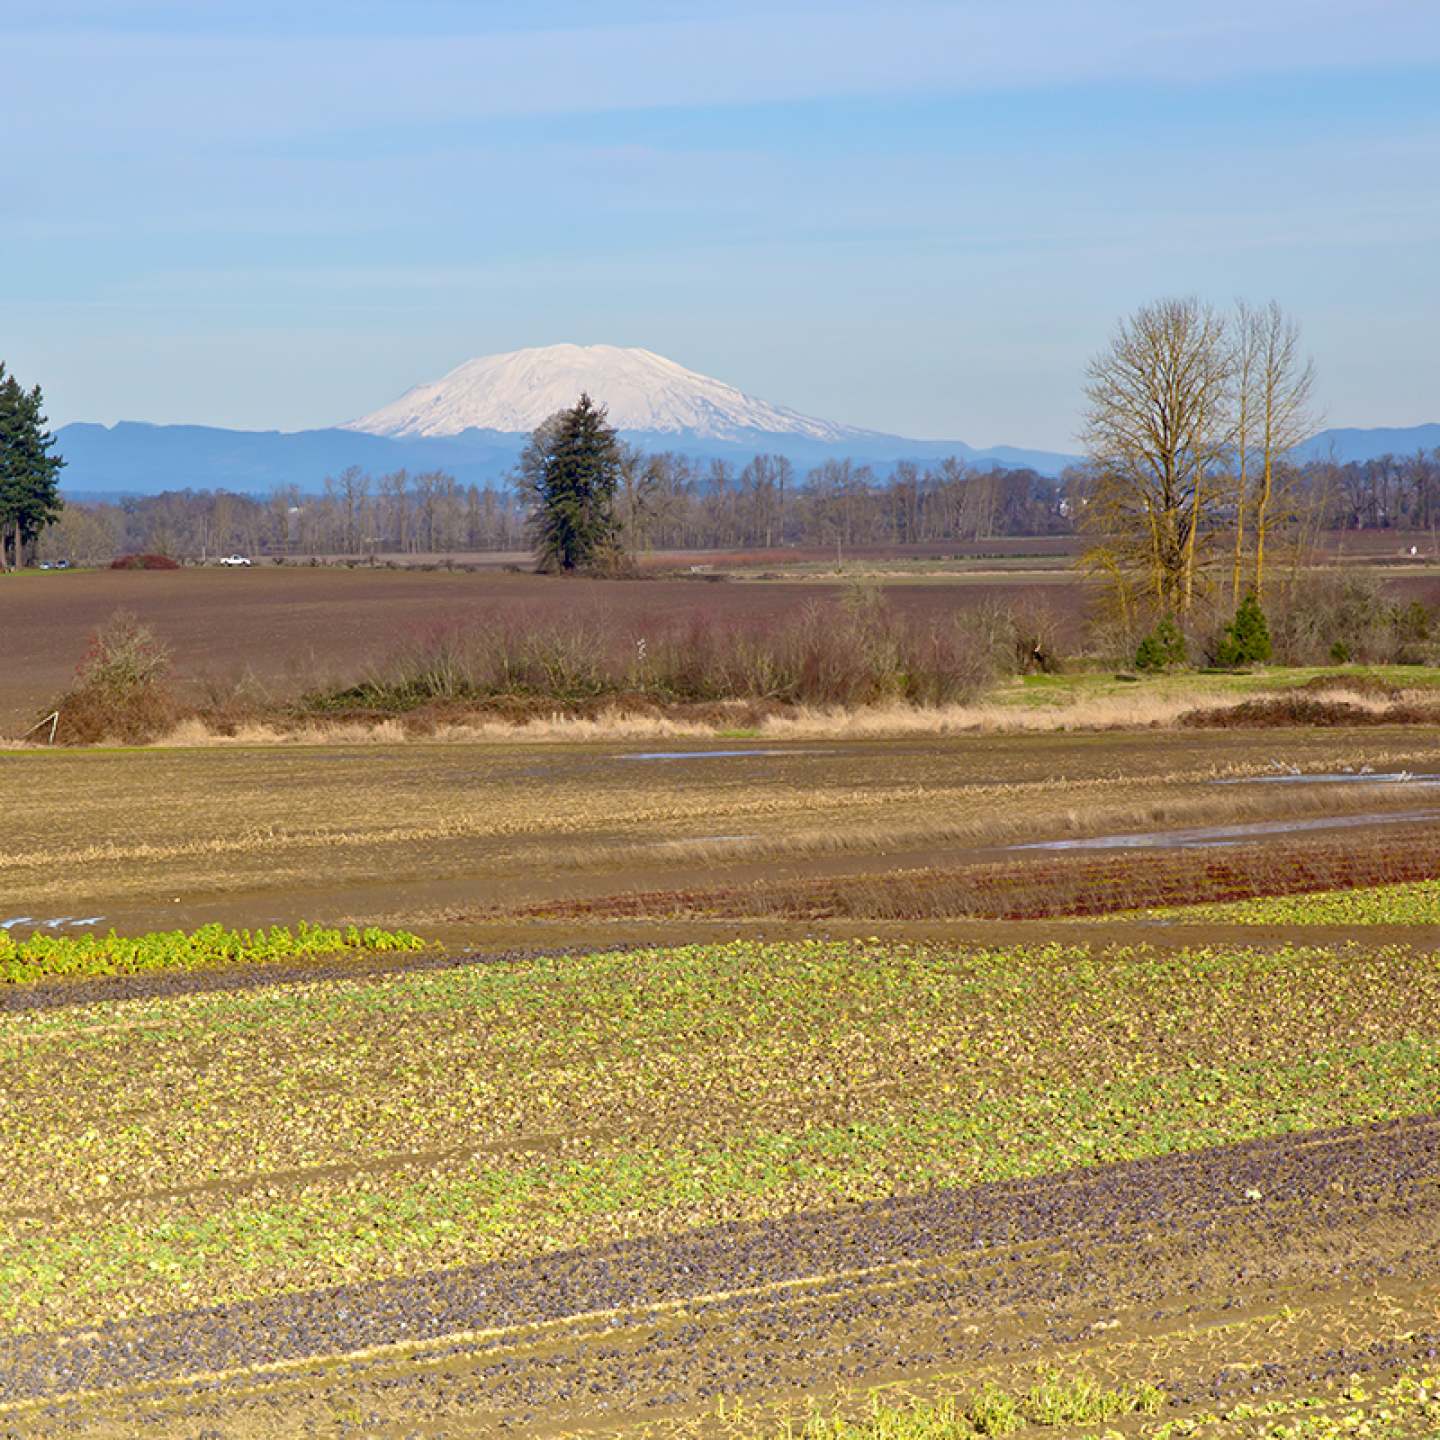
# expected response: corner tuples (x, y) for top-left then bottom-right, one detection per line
(7, 1), (1439, 145)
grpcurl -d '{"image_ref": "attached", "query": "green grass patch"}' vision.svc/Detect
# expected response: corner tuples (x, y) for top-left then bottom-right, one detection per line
(1145, 879), (1440, 926)
(0, 922), (427, 984)
(996, 664), (1440, 710)
(762, 1370), (1440, 1438)
(774, 1375), (1161, 1437)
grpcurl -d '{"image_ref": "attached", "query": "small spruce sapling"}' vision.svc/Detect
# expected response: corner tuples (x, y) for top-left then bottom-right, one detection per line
(1215, 591), (1272, 668)
(1135, 615), (1187, 673)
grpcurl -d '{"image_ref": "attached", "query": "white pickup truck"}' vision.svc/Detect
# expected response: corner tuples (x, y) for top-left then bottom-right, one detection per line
(218, 554), (252, 567)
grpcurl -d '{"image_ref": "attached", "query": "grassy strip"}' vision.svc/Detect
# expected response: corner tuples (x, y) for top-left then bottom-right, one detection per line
(4, 939), (1440, 1330)
(772, 1374), (1164, 1437)
(1002, 665), (1440, 710)
(1143, 879), (1440, 926)
(755, 1371), (1440, 1438)
(0, 922), (426, 984)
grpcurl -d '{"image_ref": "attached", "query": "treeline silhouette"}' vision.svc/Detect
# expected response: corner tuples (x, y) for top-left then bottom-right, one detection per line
(42, 447), (1440, 564)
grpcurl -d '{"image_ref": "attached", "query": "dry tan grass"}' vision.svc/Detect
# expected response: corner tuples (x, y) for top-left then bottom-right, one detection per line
(758, 692), (1239, 738)
(10, 689), (1336, 748)
(154, 711), (722, 746)
(12, 676), (1434, 750)
(148, 686), (1439, 745)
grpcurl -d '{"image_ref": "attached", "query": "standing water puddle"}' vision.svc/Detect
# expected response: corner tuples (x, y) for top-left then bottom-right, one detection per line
(618, 750), (828, 762)
(1013, 810), (1440, 852)
(1218, 772), (1440, 787)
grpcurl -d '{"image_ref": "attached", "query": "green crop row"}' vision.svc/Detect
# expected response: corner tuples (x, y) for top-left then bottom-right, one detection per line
(0, 921), (427, 984)
(1146, 878), (1440, 926)
(765, 1373), (1164, 1438)
(3, 938), (1439, 1331)
(747, 1370), (1440, 1439)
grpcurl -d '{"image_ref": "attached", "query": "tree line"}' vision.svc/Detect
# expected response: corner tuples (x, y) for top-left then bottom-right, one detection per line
(38, 456), (1070, 564)
(35, 446), (1437, 570)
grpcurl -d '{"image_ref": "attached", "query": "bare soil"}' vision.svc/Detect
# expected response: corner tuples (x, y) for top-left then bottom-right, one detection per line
(6, 1115), (1439, 1437)
(2, 729), (1440, 940)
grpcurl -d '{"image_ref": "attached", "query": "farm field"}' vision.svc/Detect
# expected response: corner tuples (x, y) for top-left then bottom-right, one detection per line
(0, 564), (1088, 733)
(4, 728), (1440, 937)
(4, 934), (1440, 1436)
(4, 558), (1440, 736)
(4, 665), (1440, 1436)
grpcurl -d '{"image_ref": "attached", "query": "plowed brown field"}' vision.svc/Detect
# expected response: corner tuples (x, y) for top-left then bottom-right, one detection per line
(0, 566), (1085, 731)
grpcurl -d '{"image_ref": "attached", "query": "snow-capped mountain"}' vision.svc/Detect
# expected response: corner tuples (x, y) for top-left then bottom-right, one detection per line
(52, 344), (1102, 494)
(345, 344), (878, 444)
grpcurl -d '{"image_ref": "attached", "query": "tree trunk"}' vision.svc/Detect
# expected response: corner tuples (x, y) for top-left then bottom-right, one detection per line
(1254, 442), (1274, 601)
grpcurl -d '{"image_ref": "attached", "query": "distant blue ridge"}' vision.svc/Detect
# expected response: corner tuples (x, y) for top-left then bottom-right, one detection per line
(53, 420), (1080, 495)
(52, 419), (1436, 498)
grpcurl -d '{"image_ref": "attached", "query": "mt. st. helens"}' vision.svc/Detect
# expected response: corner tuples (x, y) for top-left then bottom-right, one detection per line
(345, 344), (874, 444)
(57, 344), (1083, 493)
(61, 343), (1437, 497)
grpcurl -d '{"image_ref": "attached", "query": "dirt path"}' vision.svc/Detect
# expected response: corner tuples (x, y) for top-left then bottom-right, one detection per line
(6, 1115), (1438, 1437)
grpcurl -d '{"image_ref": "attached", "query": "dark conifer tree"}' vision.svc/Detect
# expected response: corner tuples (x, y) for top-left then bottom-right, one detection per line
(0, 364), (65, 570)
(1215, 591), (1272, 668)
(518, 393), (623, 572)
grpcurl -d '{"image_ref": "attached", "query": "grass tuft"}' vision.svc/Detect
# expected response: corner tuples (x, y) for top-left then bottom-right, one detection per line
(0, 922), (427, 984)
(774, 1375), (1165, 1437)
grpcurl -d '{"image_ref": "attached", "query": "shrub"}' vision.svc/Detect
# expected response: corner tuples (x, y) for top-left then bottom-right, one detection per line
(1214, 591), (1272, 668)
(301, 593), (999, 717)
(46, 610), (182, 744)
(1135, 615), (1186, 673)
(963, 597), (1064, 676)
(1268, 572), (1434, 665)
(110, 553), (180, 570)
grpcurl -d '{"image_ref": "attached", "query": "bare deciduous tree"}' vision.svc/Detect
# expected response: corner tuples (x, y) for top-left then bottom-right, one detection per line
(1251, 301), (1317, 598)
(1230, 300), (1263, 606)
(1081, 297), (1234, 618)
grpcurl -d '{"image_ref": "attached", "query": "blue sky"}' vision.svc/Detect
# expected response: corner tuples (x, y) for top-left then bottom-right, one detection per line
(2, 1), (1438, 450)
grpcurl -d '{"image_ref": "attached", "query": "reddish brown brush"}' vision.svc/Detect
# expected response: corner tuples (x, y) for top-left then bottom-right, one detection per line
(512, 828), (1440, 922)
(109, 553), (181, 570)
(1180, 695), (1440, 728)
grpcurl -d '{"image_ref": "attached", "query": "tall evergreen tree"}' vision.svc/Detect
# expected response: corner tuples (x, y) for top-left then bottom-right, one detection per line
(518, 393), (623, 572)
(0, 364), (65, 570)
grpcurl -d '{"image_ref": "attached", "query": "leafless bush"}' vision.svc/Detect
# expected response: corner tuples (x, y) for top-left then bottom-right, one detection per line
(302, 591), (999, 715)
(1267, 572), (1436, 665)
(47, 611), (183, 743)
(960, 597), (1065, 674)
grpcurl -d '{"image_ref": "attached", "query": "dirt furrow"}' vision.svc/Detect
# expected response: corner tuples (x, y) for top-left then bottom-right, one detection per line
(3, 1113), (1438, 1433)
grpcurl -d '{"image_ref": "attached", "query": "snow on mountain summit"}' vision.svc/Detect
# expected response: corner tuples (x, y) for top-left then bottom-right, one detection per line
(345, 344), (876, 442)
